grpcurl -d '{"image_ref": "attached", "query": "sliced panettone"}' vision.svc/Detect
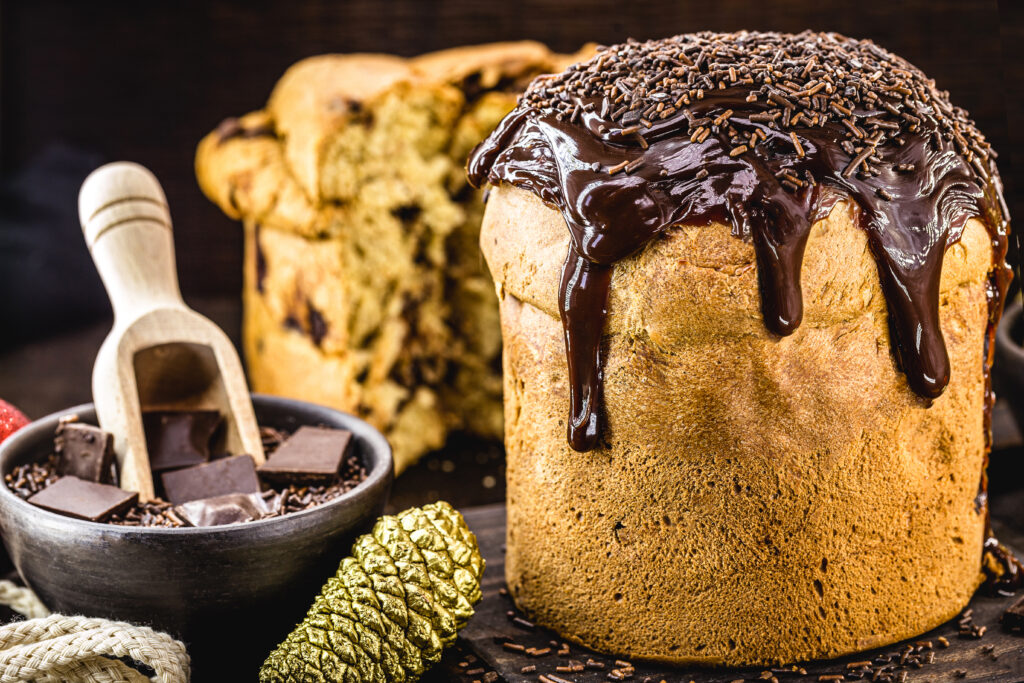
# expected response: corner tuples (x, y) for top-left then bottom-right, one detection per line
(197, 42), (587, 471)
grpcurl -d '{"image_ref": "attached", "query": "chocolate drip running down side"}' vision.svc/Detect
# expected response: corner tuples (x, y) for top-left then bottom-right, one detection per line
(468, 31), (1010, 454)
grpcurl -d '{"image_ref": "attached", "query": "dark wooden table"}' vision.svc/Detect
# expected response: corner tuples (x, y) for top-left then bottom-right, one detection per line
(448, 505), (1024, 683)
(1, 297), (1022, 681)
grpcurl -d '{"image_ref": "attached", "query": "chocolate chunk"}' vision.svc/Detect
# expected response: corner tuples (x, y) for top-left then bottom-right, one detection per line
(175, 492), (270, 527)
(28, 476), (138, 522)
(307, 303), (328, 346)
(56, 422), (114, 483)
(161, 454), (260, 505)
(143, 410), (222, 472)
(254, 223), (267, 294)
(257, 426), (353, 486)
(1003, 594), (1024, 630)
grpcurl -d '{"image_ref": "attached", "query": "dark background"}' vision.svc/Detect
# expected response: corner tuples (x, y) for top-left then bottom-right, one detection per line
(0, 0), (1019, 346)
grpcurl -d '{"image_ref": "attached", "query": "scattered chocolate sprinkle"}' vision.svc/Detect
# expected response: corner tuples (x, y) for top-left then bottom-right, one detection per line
(607, 160), (630, 175)
(516, 31), (997, 183)
(512, 616), (536, 631)
(556, 663), (584, 673)
(789, 132), (805, 158)
(5, 455), (61, 499)
(486, 559), (1017, 683)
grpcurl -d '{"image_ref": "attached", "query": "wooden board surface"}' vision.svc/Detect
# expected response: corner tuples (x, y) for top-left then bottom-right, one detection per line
(1, 307), (1022, 680)
(454, 505), (1024, 683)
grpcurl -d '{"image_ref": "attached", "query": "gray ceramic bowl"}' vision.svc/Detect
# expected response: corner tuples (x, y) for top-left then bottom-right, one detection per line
(0, 394), (393, 681)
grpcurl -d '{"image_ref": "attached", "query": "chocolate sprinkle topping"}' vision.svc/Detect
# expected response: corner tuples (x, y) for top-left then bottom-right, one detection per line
(468, 31), (1011, 453)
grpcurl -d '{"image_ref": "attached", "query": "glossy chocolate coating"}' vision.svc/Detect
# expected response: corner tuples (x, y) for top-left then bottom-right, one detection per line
(470, 85), (1009, 453)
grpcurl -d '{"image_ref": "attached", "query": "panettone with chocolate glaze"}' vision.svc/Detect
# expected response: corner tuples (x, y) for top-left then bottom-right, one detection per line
(196, 42), (585, 471)
(469, 31), (1015, 665)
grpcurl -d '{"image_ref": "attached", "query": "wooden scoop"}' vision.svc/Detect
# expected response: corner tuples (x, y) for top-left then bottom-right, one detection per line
(79, 162), (264, 501)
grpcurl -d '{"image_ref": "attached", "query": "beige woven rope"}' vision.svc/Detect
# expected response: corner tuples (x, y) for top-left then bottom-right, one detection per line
(0, 580), (189, 683)
(0, 584), (46, 622)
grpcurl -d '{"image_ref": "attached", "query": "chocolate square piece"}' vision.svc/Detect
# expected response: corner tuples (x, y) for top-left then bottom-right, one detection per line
(28, 476), (138, 521)
(56, 422), (114, 483)
(161, 454), (260, 505)
(175, 492), (269, 527)
(143, 410), (223, 472)
(257, 426), (353, 486)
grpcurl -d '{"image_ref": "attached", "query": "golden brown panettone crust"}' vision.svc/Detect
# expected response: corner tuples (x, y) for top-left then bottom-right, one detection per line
(484, 184), (990, 665)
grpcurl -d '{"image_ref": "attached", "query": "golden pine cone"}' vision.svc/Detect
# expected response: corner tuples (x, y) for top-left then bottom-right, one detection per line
(260, 501), (485, 683)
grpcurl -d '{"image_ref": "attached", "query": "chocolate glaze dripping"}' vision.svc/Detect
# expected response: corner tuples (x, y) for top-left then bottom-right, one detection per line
(560, 255), (611, 450)
(469, 89), (1008, 451)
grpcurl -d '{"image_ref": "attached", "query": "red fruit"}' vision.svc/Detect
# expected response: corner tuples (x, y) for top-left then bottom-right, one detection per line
(0, 400), (29, 444)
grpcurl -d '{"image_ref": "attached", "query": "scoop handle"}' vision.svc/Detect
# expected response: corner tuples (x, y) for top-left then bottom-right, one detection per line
(79, 162), (183, 322)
